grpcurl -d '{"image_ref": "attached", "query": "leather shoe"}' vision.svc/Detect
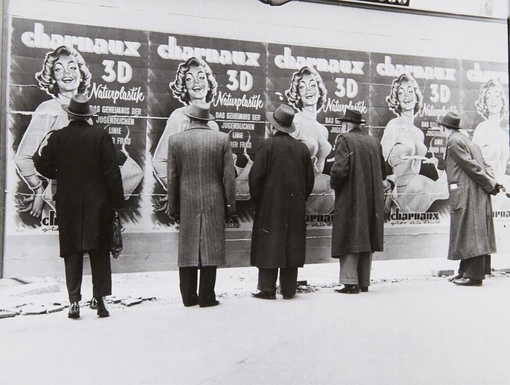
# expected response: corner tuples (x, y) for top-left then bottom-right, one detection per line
(452, 278), (483, 287)
(448, 274), (463, 282)
(334, 284), (360, 294)
(89, 297), (98, 310)
(199, 300), (220, 308)
(251, 290), (276, 300)
(68, 302), (80, 319)
(95, 297), (110, 317)
(282, 294), (295, 300)
(360, 286), (369, 293)
(183, 295), (199, 307)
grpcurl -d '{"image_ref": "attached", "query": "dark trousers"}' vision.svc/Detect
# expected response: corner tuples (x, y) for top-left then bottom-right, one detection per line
(257, 267), (298, 297)
(179, 266), (217, 306)
(458, 255), (486, 281)
(64, 249), (112, 303)
(485, 254), (492, 275)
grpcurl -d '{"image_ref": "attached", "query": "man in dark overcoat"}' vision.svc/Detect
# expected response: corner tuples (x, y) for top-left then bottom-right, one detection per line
(330, 109), (387, 294)
(438, 112), (502, 286)
(249, 104), (314, 300)
(33, 94), (124, 318)
(165, 100), (236, 307)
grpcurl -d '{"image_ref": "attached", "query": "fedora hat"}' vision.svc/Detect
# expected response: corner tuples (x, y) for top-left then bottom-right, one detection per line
(437, 112), (461, 130)
(266, 104), (295, 133)
(184, 100), (215, 121)
(62, 94), (97, 117)
(339, 109), (365, 124)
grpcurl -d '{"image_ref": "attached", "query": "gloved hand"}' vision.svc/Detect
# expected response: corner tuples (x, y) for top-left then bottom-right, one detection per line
(490, 183), (503, 196)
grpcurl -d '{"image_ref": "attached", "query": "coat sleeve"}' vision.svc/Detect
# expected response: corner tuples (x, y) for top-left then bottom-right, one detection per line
(448, 136), (496, 193)
(166, 137), (180, 215)
(249, 140), (270, 204)
(379, 142), (387, 181)
(223, 136), (237, 215)
(330, 135), (350, 191)
(101, 132), (125, 210)
(32, 130), (57, 180)
(304, 146), (315, 200)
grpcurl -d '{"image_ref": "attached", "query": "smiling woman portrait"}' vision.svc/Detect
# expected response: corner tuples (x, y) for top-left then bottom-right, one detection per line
(381, 73), (448, 214)
(473, 78), (510, 210)
(15, 45), (91, 219)
(285, 66), (334, 216)
(152, 57), (219, 191)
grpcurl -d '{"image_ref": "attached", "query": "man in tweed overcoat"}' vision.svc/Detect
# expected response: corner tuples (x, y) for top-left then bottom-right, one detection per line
(438, 112), (502, 287)
(166, 101), (236, 307)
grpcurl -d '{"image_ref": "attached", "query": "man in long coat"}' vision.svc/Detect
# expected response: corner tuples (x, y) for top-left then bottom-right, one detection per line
(249, 104), (314, 300)
(438, 112), (502, 286)
(330, 109), (387, 294)
(165, 100), (236, 307)
(33, 94), (124, 318)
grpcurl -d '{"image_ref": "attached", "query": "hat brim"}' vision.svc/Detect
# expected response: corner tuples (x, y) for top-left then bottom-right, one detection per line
(438, 122), (462, 130)
(62, 104), (97, 117)
(339, 117), (365, 124)
(266, 112), (295, 133)
(184, 110), (215, 121)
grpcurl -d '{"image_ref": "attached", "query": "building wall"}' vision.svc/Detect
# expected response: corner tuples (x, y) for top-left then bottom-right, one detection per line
(1, 0), (509, 277)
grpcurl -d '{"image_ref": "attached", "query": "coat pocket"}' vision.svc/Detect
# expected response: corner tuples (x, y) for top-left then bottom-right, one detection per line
(448, 185), (465, 213)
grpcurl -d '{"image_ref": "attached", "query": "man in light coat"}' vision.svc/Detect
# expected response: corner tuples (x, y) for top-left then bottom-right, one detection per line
(330, 109), (388, 294)
(166, 100), (236, 307)
(438, 112), (503, 286)
(33, 94), (124, 318)
(249, 104), (314, 300)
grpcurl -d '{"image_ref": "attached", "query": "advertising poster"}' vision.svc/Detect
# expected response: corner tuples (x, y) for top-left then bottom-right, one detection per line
(7, 18), (149, 235)
(461, 60), (510, 221)
(267, 43), (370, 225)
(147, 32), (267, 230)
(5, 17), (509, 251)
(369, 53), (461, 225)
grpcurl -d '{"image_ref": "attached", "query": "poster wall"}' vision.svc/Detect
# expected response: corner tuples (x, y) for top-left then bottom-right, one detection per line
(5, 17), (510, 240)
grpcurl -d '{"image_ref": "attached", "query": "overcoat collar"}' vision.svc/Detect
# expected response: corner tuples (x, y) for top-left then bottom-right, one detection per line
(189, 121), (211, 130)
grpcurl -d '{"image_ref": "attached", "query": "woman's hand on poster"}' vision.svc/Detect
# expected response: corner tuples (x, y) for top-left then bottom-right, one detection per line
(311, 156), (321, 176)
(16, 187), (45, 217)
(153, 195), (168, 212)
(383, 179), (394, 215)
(422, 156), (438, 167)
(164, 204), (180, 225)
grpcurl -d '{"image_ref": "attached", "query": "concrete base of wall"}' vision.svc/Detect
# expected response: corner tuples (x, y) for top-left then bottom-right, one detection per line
(3, 223), (508, 277)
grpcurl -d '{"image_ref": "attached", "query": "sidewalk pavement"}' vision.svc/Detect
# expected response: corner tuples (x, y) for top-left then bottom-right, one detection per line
(1, 253), (509, 318)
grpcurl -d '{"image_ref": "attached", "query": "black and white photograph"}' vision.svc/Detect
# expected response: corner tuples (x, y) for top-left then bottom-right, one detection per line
(1, 1), (509, 384)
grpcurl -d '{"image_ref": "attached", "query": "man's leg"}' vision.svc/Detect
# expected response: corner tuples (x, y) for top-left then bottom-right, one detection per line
(179, 267), (199, 306)
(198, 266), (217, 306)
(88, 249), (112, 299)
(64, 253), (84, 303)
(357, 252), (373, 289)
(462, 255), (485, 281)
(339, 253), (359, 285)
(279, 267), (298, 298)
(257, 268), (279, 293)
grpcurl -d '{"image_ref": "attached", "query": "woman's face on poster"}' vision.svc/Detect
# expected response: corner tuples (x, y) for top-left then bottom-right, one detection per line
(53, 54), (81, 94)
(485, 85), (503, 116)
(298, 73), (319, 108)
(397, 80), (416, 113)
(185, 65), (208, 102)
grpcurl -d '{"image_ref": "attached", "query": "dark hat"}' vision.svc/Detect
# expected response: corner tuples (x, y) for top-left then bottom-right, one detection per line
(62, 94), (97, 117)
(266, 104), (296, 133)
(437, 112), (461, 130)
(184, 100), (215, 121)
(339, 109), (365, 124)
